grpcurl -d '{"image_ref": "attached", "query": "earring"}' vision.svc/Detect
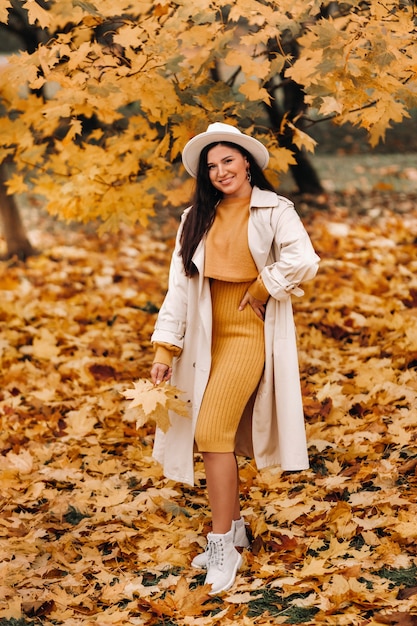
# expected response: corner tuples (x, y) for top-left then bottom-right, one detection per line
(247, 169), (252, 183)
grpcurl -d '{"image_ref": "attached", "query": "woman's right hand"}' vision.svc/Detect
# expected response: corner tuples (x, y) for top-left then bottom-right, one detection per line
(239, 290), (266, 321)
(150, 362), (172, 385)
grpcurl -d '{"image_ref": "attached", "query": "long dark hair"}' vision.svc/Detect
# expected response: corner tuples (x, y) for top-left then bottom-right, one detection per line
(179, 141), (275, 276)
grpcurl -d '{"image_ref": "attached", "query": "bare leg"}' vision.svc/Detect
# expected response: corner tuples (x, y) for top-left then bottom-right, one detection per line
(202, 451), (241, 534)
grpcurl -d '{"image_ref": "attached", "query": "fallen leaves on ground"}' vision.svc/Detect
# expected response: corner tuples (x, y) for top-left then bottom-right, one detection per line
(0, 190), (416, 625)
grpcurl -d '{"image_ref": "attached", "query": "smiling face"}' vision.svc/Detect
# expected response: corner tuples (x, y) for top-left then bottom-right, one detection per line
(206, 144), (252, 198)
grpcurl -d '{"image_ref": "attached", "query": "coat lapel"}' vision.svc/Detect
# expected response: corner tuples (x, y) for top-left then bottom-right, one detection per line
(248, 187), (276, 271)
(191, 237), (212, 346)
(192, 238), (206, 295)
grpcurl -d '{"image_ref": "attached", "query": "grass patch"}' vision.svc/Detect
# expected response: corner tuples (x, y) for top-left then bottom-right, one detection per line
(375, 565), (417, 588)
(247, 588), (319, 623)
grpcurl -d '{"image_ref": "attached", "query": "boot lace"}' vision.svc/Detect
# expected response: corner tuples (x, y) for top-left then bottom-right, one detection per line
(207, 537), (225, 569)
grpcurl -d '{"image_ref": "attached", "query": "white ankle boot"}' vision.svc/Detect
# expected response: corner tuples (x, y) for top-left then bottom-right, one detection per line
(191, 517), (249, 569)
(204, 528), (242, 595)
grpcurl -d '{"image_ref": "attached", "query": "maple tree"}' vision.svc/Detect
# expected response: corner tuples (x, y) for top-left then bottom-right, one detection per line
(0, 0), (416, 231)
(0, 188), (416, 624)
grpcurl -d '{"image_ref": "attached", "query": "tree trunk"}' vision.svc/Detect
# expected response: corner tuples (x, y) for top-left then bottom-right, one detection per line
(264, 80), (324, 196)
(264, 34), (324, 196)
(0, 160), (37, 260)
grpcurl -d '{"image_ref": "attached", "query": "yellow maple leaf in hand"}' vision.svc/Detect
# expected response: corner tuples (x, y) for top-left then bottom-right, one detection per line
(121, 379), (190, 433)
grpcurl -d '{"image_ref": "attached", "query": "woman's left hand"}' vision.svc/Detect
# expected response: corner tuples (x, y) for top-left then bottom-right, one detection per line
(239, 291), (266, 320)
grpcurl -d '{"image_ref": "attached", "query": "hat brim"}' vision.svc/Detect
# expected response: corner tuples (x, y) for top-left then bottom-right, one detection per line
(182, 129), (269, 178)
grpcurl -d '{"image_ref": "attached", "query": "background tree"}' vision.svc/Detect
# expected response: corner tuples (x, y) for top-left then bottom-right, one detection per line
(0, 0), (416, 239)
(0, 0), (48, 258)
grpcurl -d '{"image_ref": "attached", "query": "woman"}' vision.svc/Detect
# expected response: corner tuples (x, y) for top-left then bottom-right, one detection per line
(150, 122), (319, 595)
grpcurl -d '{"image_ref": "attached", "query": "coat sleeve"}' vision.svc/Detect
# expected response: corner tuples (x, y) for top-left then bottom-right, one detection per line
(260, 201), (320, 301)
(151, 212), (190, 349)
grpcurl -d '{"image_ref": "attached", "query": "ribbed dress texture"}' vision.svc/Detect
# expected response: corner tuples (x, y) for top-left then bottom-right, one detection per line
(194, 197), (266, 453)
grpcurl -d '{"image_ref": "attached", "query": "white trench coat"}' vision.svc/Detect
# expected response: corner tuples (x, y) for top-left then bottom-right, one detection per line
(151, 187), (320, 486)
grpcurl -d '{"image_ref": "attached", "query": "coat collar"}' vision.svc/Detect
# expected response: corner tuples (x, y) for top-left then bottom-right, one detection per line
(249, 186), (278, 209)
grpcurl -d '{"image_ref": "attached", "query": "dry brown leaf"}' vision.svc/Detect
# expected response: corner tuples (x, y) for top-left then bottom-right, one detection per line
(374, 613), (417, 626)
(142, 577), (216, 617)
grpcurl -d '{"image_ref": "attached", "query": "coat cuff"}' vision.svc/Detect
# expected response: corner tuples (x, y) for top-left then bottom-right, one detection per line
(153, 342), (182, 367)
(248, 275), (270, 303)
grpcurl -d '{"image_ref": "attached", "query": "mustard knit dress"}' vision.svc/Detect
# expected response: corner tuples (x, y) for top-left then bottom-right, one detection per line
(193, 196), (267, 453)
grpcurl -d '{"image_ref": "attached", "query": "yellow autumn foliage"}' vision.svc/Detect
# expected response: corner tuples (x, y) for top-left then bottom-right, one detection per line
(0, 0), (416, 229)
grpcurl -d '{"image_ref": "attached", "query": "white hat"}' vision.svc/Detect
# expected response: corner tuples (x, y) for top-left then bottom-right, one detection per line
(182, 122), (270, 177)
